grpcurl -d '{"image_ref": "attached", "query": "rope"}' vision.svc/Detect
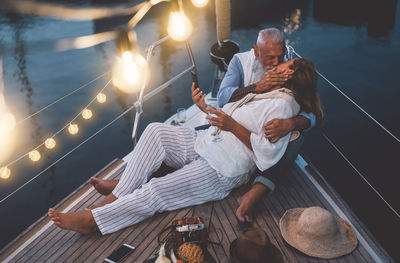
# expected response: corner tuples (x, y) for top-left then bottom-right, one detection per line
(3, 79), (112, 168)
(322, 133), (400, 218)
(16, 71), (110, 125)
(1, 0), (147, 21)
(0, 103), (135, 205)
(292, 49), (400, 143)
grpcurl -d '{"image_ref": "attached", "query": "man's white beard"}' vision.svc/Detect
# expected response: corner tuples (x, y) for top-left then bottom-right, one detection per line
(253, 57), (273, 82)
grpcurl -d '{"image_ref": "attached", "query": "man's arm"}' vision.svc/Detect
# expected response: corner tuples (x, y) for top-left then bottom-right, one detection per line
(217, 56), (243, 108)
(229, 68), (289, 103)
(264, 112), (316, 143)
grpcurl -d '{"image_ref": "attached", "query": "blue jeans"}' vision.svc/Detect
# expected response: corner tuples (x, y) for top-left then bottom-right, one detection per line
(253, 134), (304, 191)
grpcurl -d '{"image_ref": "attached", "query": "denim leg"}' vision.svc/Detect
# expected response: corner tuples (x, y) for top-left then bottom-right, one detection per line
(253, 134), (305, 191)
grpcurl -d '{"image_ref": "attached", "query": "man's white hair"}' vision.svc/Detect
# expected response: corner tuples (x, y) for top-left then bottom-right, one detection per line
(256, 28), (285, 48)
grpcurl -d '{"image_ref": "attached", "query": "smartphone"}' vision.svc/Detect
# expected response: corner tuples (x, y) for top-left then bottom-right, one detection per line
(104, 243), (135, 263)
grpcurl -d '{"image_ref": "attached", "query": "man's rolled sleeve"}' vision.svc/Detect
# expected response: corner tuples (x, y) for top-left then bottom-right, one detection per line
(217, 56), (244, 107)
(299, 111), (316, 131)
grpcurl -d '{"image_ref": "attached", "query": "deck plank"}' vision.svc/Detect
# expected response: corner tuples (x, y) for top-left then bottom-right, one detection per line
(1, 157), (393, 263)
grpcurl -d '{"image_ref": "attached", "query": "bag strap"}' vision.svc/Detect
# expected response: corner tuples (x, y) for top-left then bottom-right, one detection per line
(157, 225), (175, 245)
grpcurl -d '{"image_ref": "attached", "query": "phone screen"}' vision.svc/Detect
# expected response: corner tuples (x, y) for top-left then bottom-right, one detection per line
(105, 244), (135, 263)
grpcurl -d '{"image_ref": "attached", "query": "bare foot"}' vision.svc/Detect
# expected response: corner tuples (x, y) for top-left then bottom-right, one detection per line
(236, 184), (270, 223)
(48, 208), (96, 234)
(236, 193), (255, 223)
(86, 193), (118, 210)
(90, 177), (119, 195)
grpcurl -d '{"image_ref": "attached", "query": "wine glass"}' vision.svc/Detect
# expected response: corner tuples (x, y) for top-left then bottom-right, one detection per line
(207, 106), (223, 143)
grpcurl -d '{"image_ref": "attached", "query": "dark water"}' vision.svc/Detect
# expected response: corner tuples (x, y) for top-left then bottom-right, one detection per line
(0, 0), (399, 260)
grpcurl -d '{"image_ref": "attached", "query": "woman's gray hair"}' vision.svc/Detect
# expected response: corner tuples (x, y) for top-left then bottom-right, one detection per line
(256, 28), (285, 48)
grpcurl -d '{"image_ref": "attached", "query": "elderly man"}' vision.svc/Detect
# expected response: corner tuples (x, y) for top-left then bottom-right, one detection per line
(217, 28), (315, 222)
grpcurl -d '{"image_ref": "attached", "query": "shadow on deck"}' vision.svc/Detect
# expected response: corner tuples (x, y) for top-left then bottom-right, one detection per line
(0, 158), (394, 263)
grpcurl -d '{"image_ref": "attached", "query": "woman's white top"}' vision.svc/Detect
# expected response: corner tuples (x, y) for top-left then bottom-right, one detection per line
(195, 90), (299, 178)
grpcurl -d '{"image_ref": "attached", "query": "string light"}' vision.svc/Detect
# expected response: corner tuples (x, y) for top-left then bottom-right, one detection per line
(45, 138), (56, 149)
(112, 51), (148, 94)
(0, 112), (16, 135)
(82, 108), (93, 119)
(29, 150), (41, 162)
(167, 11), (193, 41)
(96, 93), (107, 103)
(191, 0), (208, 8)
(0, 167), (10, 179)
(68, 123), (79, 135)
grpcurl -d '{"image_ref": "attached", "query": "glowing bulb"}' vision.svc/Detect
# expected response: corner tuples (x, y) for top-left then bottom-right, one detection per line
(97, 93), (107, 103)
(45, 138), (56, 149)
(167, 12), (193, 41)
(191, 0), (208, 8)
(0, 112), (16, 135)
(68, 123), (79, 135)
(82, 108), (93, 120)
(0, 167), (10, 179)
(112, 51), (149, 94)
(29, 150), (41, 162)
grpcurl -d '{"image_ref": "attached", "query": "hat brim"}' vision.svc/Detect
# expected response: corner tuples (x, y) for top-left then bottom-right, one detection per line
(229, 239), (283, 263)
(280, 208), (358, 259)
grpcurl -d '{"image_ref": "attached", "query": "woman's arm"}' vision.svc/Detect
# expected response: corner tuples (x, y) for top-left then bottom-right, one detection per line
(191, 83), (208, 113)
(206, 106), (253, 150)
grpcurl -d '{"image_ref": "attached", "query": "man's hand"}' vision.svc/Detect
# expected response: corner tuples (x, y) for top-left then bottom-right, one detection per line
(191, 83), (207, 113)
(264, 118), (295, 143)
(206, 106), (238, 132)
(254, 67), (290, 94)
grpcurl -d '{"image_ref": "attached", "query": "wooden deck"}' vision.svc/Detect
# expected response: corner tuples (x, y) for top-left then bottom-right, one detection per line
(0, 157), (394, 263)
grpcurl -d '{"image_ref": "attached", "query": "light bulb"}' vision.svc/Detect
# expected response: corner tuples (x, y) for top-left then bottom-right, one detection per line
(29, 150), (41, 162)
(0, 167), (10, 179)
(0, 112), (16, 135)
(45, 138), (56, 149)
(167, 11), (193, 41)
(82, 108), (93, 120)
(112, 51), (148, 94)
(97, 93), (107, 103)
(191, 0), (208, 8)
(68, 123), (79, 135)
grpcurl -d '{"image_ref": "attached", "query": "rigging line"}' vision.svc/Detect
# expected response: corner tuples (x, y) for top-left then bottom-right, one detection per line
(292, 49), (400, 144)
(1, 0), (147, 21)
(3, 79), (112, 168)
(16, 71), (110, 125)
(128, 0), (170, 28)
(0, 103), (135, 205)
(322, 133), (400, 219)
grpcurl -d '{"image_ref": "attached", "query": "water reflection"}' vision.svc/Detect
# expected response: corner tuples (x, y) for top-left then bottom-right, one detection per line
(7, 14), (43, 144)
(93, 15), (134, 127)
(313, 0), (398, 37)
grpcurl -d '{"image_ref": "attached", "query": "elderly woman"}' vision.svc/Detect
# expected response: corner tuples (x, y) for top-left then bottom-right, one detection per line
(49, 58), (323, 235)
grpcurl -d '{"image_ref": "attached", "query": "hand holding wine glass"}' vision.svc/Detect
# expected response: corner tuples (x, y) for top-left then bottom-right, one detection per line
(206, 106), (239, 136)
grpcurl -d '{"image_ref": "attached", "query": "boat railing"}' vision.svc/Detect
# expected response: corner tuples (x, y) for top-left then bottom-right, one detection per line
(0, 35), (198, 204)
(289, 45), (400, 219)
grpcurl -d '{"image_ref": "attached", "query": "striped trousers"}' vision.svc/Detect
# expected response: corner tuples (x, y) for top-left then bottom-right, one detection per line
(91, 123), (250, 235)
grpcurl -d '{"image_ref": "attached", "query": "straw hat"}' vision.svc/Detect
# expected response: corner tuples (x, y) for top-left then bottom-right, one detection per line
(280, 206), (358, 259)
(229, 227), (283, 263)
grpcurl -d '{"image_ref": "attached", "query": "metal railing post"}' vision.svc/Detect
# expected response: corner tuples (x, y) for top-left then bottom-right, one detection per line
(131, 36), (198, 145)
